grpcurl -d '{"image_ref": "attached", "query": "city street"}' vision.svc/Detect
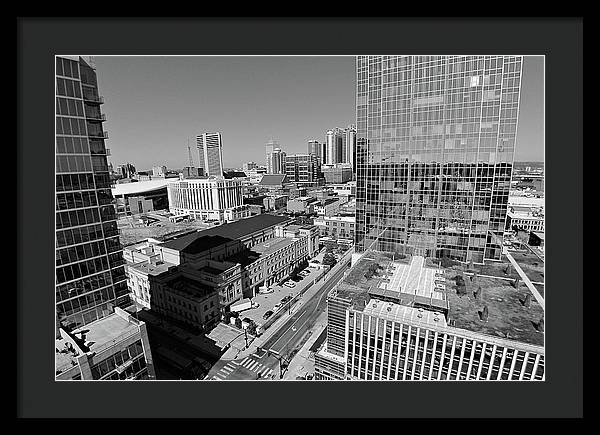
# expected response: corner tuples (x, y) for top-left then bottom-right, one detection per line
(205, 252), (352, 380)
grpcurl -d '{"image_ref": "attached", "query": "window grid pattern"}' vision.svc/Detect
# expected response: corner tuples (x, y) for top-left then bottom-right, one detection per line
(355, 56), (522, 262)
(55, 56), (128, 330)
(346, 311), (544, 380)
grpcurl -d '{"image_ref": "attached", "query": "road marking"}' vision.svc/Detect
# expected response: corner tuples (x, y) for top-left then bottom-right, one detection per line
(222, 365), (234, 373)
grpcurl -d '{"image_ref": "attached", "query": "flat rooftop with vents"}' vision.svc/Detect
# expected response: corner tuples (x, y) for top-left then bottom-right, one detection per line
(337, 251), (544, 348)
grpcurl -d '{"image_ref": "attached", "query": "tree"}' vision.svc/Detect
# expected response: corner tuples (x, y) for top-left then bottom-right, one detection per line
(513, 277), (520, 290)
(322, 253), (337, 267)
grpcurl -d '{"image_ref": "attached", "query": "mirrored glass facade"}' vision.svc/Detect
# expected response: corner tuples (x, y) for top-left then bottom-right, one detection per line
(55, 56), (129, 330)
(355, 56), (523, 262)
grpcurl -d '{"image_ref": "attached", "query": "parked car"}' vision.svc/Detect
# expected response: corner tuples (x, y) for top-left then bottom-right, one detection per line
(263, 310), (274, 320)
(273, 303), (282, 311)
(281, 295), (292, 303)
(284, 281), (296, 288)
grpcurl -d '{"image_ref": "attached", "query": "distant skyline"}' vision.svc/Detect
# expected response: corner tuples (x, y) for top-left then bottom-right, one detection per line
(93, 56), (544, 170)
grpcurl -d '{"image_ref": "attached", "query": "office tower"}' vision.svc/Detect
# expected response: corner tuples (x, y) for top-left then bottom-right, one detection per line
(327, 127), (354, 166)
(308, 140), (326, 164)
(285, 153), (322, 186)
(197, 132), (225, 177)
(266, 140), (286, 174)
(326, 129), (343, 165)
(56, 55), (130, 327)
(345, 125), (357, 170)
(56, 56), (155, 380)
(355, 56), (523, 262)
(152, 165), (167, 177)
(243, 161), (258, 172)
(117, 162), (136, 179)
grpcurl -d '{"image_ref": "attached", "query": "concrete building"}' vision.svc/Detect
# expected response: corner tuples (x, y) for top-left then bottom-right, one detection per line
(181, 166), (202, 179)
(55, 307), (155, 380)
(111, 178), (170, 217)
(315, 253), (544, 380)
(315, 198), (341, 217)
(329, 182), (356, 198)
(314, 215), (356, 240)
(151, 268), (221, 331)
(322, 163), (353, 184)
(285, 153), (323, 187)
(287, 196), (319, 215)
(506, 209), (545, 233)
(263, 194), (288, 211)
(167, 177), (250, 223)
(228, 223), (320, 295)
(197, 132), (224, 177)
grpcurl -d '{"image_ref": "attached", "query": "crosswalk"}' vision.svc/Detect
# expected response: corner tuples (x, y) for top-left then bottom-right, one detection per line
(210, 356), (274, 380)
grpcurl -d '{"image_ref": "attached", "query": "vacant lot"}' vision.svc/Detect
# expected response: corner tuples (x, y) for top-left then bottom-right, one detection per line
(117, 216), (212, 245)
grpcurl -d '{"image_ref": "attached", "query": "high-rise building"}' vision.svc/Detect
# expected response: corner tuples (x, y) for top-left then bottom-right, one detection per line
(243, 161), (258, 172)
(345, 125), (357, 170)
(117, 162), (136, 179)
(56, 55), (130, 328)
(197, 132), (224, 177)
(308, 140), (326, 165)
(56, 56), (154, 380)
(326, 126), (356, 167)
(355, 56), (523, 262)
(285, 153), (322, 186)
(152, 165), (167, 177)
(266, 141), (286, 174)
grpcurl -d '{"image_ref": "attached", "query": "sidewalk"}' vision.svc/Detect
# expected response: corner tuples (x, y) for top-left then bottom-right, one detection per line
(283, 310), (328, 380)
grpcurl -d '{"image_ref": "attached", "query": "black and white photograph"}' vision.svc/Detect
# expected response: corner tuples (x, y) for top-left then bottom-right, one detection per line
(53, 54), (545, 382)
(17, 17), (583, 419)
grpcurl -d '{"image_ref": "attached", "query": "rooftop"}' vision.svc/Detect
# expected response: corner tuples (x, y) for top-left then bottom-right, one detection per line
(363, 299), (447, 327)
(259, 174), (288, 186)
(161, 234), (235, 254)
(251, 237), (296, 256)
(111, 178), (170, 196)
(156, 214), (291, 251)
(444, 271), (544, 347)
(338, 251), (544, 348)
(130, 260), (173, 276)
(197, 214), (290, 240)
(166, 275), (216, 299)
(71, 309), (140, 354)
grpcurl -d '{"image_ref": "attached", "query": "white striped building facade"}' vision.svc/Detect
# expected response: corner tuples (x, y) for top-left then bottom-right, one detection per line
(167, 178), (249, 223)
(315, 306), (544, 381)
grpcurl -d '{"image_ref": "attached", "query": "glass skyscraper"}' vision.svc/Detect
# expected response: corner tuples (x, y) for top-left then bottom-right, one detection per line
(55, 56), (130, 330)
(355, 56), (523, 262)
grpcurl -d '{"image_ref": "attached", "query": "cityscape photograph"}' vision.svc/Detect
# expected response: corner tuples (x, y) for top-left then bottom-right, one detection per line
(54, 55), (545, 382)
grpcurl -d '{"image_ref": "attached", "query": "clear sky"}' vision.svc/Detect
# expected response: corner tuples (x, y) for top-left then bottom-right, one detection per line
(95, 56), (544, 171)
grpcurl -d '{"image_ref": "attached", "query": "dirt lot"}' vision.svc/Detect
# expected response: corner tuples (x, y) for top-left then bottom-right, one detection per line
(117, 212), (212, 245)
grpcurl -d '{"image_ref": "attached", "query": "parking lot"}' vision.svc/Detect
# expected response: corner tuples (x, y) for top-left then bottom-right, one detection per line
(236, 266), (324, 327)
